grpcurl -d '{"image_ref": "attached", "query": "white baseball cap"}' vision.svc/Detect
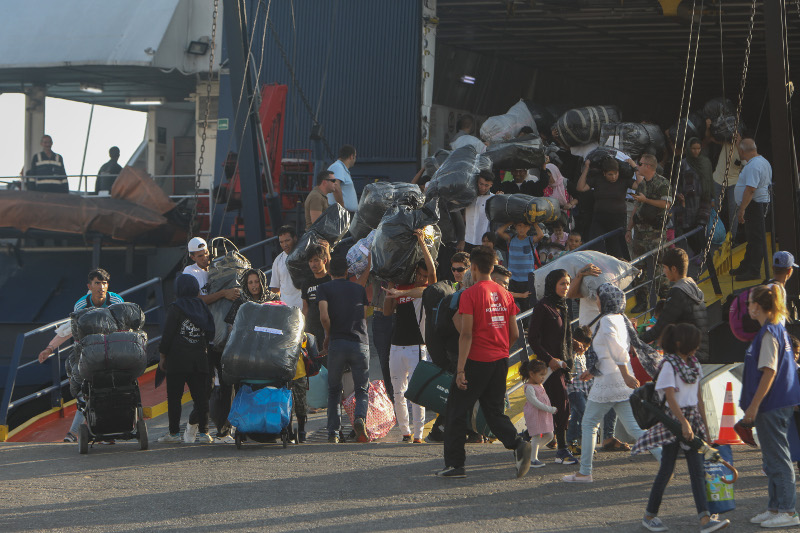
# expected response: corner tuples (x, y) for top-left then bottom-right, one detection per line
(188, 237), (208, 253)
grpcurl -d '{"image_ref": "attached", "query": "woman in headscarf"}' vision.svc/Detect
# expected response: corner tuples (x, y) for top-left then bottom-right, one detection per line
(225, 268), (278, 326)
(543, 163), (577, 211)
(562, 283), (662, 483)
(157, 274), (215, 444)
(528, 269), (576, 465)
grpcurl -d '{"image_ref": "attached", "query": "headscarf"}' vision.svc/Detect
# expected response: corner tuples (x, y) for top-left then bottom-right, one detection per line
(238, 268), (274, 304)
(684, 137), (713, 202)
(584, 283), (662, 377)
(543, 269), (572, 364)
(545, 163), (569, 207)
(173, 274), (215, 336)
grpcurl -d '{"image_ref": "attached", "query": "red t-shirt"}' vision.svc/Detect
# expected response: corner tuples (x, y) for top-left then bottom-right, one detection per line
(458, 280), (519, 362)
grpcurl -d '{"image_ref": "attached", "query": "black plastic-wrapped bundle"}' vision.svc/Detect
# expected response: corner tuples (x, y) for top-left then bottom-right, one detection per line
(667, 113), (704, 144)
(586, 146), (636, 182)
(483, 134), (545, 171)
(348, 181), (424, 241)
(554, 105), (621, 147)
(599, 123), (666, 160)
(525, 101), (556, 136)
(421, 149), (451, 183)
(71, 307), (118, 342)
(78, 331), (148, 380)
(287, 203), (351, 289)
(370, 199), (442, 284)
(424, 145), (492, 211)
(702, 97), (735, 120)
(484, 194), (560, 225)
(108, 303), (145, 331)
(711, 115), (746, 143)
(207, 238), (251, 295)
(221, 302), (304, 383)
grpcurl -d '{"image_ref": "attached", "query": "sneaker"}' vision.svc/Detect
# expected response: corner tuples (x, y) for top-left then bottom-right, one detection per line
(183, 423), (198, 444)
(196, 433), (213, 444)
(435, 466), (466, 478)
(555, 448), (579, 465)
(700, 517), (730, 532)
(514, 440), (533, 478)
(641, 516), (668, 532)
(761, 512), (800, 528)
(750, 511), (776, 524)
(328, 433), (340, 444)
(214, 434), (236, 444)
(63, 432), (77, 443)
(530, 459), (546, 468)
(402, 434), (413, 443)
(413, 438), (424, 444)
(157, 432), (182, 443)
(353, 418), (369, 443)
(568, 443), (582, 456)
(562, 472), (593, 483)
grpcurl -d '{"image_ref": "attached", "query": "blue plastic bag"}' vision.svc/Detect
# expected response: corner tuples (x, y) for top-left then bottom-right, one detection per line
(228, 385), (292, 434)
(705, 444), (735, 514)
(306, 365), (329, 409)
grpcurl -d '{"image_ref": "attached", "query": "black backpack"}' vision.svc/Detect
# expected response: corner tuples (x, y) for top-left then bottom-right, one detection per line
(422, 281), (457, 371)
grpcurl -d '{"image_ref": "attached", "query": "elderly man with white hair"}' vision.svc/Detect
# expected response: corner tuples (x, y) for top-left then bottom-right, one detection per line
(730, 138), (772, 282)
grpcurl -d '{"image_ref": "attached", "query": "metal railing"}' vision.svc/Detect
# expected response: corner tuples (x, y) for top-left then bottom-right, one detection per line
(238, 235), (280, 272)
(0, 277), (167, 438)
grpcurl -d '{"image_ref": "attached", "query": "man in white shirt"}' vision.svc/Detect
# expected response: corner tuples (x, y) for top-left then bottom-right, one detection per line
(269, 225), (303, 308)
(459, 170), (494, 252)
(183, 237), (240, 304)
(327, 145), (359, 213)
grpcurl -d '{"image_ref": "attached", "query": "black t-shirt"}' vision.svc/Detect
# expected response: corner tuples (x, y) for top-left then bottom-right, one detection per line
(587, 171), (634, 215)
(316, 278), (369, 345)
(391, 286), (425, 346)
(301, 274), (332, 339)
(499, 180), (540, 197)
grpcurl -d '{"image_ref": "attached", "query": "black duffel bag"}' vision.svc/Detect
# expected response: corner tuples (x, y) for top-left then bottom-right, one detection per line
(554, 105), (621, 147)
(711, 114), (746, 143)
(484, 194), (560, 225)
(629, 381), (666, 431)
(702, 97), (735, 120)
(585, 146), (635, 182)
(349, 181), (424, 241)
(425, 145), (492, 211)
(600, 123), (666, 160)
(484, 134), (545, 171)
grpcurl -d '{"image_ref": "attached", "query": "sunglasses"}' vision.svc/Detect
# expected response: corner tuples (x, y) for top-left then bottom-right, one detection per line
(451, 267), (466, 273)
(324, 178), (337, 183)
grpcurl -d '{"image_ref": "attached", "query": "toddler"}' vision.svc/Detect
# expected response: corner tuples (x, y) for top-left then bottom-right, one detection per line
(520, 359), (556, 467)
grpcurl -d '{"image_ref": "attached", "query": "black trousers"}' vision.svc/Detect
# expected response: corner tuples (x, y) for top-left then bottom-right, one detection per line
(443, 358), (520, 468)
(588, 211), (630, 260)
(189, 348), (232, 435)
(167, 371), (209, 435)
(739, 201), (768, 275)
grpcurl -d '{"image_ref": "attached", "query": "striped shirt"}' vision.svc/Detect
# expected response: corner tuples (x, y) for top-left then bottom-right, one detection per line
(73, 292), (124, 312)
(508, 236), (536, 283)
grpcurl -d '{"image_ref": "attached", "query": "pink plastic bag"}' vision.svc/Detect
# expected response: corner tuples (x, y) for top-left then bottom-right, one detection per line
(343, 380), (396, 440)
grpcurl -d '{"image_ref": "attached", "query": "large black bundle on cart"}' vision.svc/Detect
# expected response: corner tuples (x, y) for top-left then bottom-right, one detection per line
(78, 331), (148, 380)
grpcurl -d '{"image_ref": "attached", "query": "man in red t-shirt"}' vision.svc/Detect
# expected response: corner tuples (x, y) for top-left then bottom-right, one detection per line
(437, 246), (532, 479)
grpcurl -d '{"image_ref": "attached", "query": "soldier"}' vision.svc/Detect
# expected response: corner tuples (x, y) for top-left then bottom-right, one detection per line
(626, 153), (673, 314)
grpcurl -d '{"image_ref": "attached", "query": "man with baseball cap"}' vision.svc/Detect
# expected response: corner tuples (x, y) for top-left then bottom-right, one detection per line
(773, 251), (799, 283)
(183, 237), (240, 304)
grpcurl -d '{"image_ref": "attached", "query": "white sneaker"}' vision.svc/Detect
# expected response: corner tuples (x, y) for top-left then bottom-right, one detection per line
(157, 433), (182, 443)
(196, 433), (213, 444)
(761, 512), (800, 528)
(751, 511), (777, 524)
(183, 423), (198, 443)
(215, 434), (235, 444)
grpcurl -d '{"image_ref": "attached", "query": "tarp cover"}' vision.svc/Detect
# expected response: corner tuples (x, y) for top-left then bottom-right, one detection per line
(221, 302), (304, 383)
(0, 190), (168, 241)
(111, 166), (175, 214)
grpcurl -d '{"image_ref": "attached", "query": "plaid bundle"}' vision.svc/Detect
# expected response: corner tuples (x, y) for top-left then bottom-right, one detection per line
(631, 405), (708, 455)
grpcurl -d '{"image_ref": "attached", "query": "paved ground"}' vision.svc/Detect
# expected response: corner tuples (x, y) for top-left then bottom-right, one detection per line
(0, 404), (788, 533)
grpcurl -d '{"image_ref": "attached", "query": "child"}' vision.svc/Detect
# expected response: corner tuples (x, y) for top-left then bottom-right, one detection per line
(520, 359), (557, 468)
(550, 219), (569, 247)
(566, 231), (582, 252)
(633, 323), (729, 533)
(499, 220), (544, 313)
(481, 231), (506, 265)
(565, 326), (592, 453)
(637, 299), (666, 335)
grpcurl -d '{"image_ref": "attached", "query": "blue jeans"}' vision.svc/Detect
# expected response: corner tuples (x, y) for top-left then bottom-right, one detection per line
(370, 310), (395, 399)
(646, 440), (709, 518)
(566, 392), (618, 444)
(756, 406), (797, 513)
(327, 339), (370, 435)
(579, 398), (662, 476)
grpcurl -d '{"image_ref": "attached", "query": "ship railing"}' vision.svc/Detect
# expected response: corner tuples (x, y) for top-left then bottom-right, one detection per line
(0, 277), (166, 441)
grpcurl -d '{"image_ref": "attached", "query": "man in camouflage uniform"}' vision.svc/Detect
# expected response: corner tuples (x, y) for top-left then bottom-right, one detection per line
(626, 153), (673, 314)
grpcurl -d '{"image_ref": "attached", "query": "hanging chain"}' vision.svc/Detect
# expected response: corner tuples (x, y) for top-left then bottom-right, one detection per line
(187, 0), (220, 246)
(698, 0), (756, 275)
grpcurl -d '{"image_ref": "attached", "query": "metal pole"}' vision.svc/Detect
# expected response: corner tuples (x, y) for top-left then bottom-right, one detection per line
(79, 104), (95, 194)
(764, 0), (800, 294)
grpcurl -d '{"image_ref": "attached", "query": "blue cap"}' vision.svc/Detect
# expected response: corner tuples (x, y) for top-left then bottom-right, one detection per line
(773, 251), (799, 269)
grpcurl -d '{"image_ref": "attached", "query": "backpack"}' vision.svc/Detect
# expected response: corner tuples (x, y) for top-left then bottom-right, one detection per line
(300, 333), (323, 378)
(430, 290), (463, 371)
(422, 281), (457, 369)
(724, 288), (761, 342)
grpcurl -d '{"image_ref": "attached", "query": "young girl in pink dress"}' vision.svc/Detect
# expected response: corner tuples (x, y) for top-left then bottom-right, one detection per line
(521, 359), (557, 467)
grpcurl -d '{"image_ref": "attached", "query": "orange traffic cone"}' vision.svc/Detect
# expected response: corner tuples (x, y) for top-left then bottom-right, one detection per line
(715, 382), (744, 446)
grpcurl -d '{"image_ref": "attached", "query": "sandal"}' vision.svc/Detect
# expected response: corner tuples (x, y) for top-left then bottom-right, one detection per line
(602, 438), (631, 452)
